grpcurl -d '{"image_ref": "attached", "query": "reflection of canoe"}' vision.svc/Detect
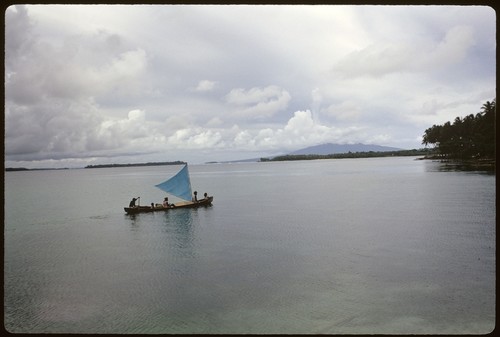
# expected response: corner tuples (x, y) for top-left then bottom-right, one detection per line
(124, 196), (213, 214)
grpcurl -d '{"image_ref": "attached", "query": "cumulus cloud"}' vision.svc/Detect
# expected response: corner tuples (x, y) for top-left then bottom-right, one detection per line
(167, 128), (224, 150)
(227, 110), (363, 152)
(277, 110), (363, 148)
(5, 5), (151, 161)
(225, 85), (291, 119)
(5, 97), (104, 159)
(97, 109), (149, 146)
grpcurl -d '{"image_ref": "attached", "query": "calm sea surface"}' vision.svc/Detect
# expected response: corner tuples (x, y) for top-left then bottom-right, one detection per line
(4, 157), (495, 334)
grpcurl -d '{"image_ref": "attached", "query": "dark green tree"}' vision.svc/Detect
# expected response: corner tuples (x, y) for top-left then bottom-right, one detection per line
(422, 99), (495, 159)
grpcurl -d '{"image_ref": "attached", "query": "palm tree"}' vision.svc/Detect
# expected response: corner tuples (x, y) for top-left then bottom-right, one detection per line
(421, 99), (495, 159)
(480, 100), (495, 116)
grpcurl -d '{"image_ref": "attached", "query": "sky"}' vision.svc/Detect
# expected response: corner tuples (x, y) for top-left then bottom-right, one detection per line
(4, 4), (496, 168)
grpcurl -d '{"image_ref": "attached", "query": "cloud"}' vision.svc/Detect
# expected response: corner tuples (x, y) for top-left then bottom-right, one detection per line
(324, 101), (363, 122)
(332, 25), (475, 78)
(429, 26), (475, 67)
(5, 97), (104, 159)
(194, 80), (218, 92)
(167, 128), (224, 150)
(5, 9), (148, 105)
(225, 85), (291, 119)
(5, 5), (152, 161)
(228, 110), (364, 152)
(97, 109), (149, 145)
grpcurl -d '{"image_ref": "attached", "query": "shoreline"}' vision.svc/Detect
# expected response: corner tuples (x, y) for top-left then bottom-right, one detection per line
(419, 156), (495, 171)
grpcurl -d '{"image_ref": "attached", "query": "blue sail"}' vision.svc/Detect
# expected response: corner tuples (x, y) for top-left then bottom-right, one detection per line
(154, 164), (193, 202)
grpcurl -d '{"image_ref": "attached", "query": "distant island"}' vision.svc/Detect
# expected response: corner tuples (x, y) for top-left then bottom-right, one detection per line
(261, 148), (431, 162)
(6, 160), (186, 171)
(5, 167), (70, 172)
(84, 161), (186, 169)
(287, 143), (402, 155)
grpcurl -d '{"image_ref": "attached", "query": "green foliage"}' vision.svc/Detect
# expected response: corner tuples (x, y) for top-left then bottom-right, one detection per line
(85, 161), (186, 169)
(422, 99), (496, 159)
(261, 149), (432, 162)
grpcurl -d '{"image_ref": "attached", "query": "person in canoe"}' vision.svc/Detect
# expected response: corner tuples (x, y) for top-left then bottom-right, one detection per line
(192, 191), (198, 202)
(162, 197), (172, 207)
(129, 197), (139, 207)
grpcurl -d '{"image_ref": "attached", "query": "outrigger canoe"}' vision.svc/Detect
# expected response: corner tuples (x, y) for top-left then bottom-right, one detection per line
(124, 163), (214, 214)
(124, 196), (213, 214)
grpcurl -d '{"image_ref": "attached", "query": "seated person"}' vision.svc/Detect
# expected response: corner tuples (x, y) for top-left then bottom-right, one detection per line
(162, 197), (171, 207)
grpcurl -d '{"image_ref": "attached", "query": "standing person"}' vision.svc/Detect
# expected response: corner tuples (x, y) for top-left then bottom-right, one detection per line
(192, 191), (198, 202)
(129, 197), (139, 207)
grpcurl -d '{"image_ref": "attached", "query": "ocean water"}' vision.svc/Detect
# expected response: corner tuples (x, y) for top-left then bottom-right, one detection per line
(4, 157), (496, 334)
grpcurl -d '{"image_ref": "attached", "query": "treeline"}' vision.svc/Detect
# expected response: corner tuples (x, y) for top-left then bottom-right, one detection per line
(260, 149), (431, 162)
(5, 167), (30, 171)
(422, 99), (495, 159)
(5, 167), (69, 171)
(85, 160), (186, 169)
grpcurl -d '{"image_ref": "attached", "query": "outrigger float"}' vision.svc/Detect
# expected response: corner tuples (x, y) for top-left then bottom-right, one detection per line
(124, 164), (213, 214)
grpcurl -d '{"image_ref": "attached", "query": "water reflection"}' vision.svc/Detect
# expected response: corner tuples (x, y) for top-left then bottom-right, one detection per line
(424, 159), (495, 174)
(124, 212), (153, 233)
(162, 209), (197, 253)
(125, 208), (199, 259)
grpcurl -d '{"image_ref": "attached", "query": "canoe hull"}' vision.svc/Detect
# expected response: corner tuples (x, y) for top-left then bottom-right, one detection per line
(124, 196), (213, 214)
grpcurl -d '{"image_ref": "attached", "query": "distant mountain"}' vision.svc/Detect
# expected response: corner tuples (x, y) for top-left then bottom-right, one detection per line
(206, 158), (261, 164)
(209, 143), (404, 164)
(289, 143), (402, 155)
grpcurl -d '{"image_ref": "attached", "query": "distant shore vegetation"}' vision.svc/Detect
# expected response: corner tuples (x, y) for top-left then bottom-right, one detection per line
(422, 99), (495, 160)
(84, 161), (186, 169)
(5, 161), (186, 171)
(5, 167), (70, 172)
(260, 149), (431, 162)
